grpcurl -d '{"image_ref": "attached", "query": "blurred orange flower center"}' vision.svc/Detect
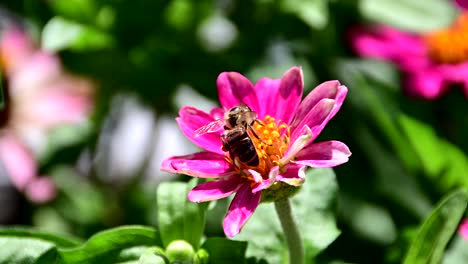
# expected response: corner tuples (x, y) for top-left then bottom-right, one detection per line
(425, 13), (468, 64)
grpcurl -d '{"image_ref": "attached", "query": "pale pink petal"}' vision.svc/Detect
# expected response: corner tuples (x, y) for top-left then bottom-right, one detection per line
(292, 81), (340, 127)
(247, 169), (272, 193)
(10, 52), (62, 95)
(216, 72), (259, 111)
(223, 182), (261, 237)
(291, 99), (334, 144)
(24, 176), (56, 203)
(0, 133), (37, 190)
(0, 27), (35, 73)
(280, 125), (312, 165)
(458, 219), (468, 240)
(251, 179), (272, 193)
(176, 106), (224, 155)
(255, 67), (303, 123)
(294, 140), (351, 168)
(188, 177), (244, 202)
(292, 85), (348, 143)
(161, 152), (235, 178)
(275, 164), (306, 186)
(27, 88), (91, 125)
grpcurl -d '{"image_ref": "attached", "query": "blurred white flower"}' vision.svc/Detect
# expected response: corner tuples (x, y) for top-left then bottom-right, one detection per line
(197, 12), (238, 52)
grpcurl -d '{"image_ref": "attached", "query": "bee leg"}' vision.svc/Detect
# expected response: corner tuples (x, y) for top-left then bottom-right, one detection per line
(248, 124), (273, 146)
(254, 119), (266, 126)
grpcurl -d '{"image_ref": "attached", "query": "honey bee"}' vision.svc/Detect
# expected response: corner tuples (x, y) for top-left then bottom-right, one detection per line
(193, 104), (264, 167)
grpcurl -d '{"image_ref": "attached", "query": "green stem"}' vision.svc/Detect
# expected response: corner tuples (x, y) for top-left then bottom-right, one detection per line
(274, 198), (304, 264)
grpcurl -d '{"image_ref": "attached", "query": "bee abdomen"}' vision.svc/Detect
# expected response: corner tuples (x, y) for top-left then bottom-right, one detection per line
(231, 137), (259, 166)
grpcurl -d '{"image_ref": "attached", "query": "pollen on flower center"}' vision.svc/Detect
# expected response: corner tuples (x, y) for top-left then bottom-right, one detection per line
(425, 13), (468, 64)
(252, 115), (290, 172)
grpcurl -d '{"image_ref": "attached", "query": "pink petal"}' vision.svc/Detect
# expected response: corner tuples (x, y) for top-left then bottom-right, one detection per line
(254, 78), (280, 119)
(458, 219), (468, 240)
(248, 169), (272, 193)
(275, 164), (306, 186)
(0, 27), (35, 72)
(438, 63), (468, 98)
(24, 176), (56, 203)
(455, 0), (468, 9)
(292, 84), (348, 144)
(188, 177), (244, 202)
(405, 69), (446, 99)
(10, 52), (62, 95)
(255, 67), (303, 124)
(281, 125), (312, 165)
(292, 81), (340, 126)
(251, 179), (272, 193)
(161, 152), (235, 178)
(216, 72), (259, 111)
(176, 106), (224, 155)
(294, 140), (351, 168)
(349, 25), (426, 70)
(223, 182), (261, 237)
(0, 133), (37, 190)
(291, 99), (334, 144)
(210, 107), (225, 120)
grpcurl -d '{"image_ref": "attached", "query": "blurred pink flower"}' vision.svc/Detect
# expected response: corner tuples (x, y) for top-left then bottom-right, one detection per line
(456, 0), (468, 9)
(459, 219), (468, 240)
(0, 27), (94, 203)
(349, 12), (468, 99)
(162, 67), (350, 237)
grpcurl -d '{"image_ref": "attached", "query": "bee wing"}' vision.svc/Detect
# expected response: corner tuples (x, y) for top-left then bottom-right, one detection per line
(193, 119), (225, 137)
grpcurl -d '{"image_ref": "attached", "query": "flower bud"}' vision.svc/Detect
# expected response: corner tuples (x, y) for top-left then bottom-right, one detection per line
(166, 240), (195, 262)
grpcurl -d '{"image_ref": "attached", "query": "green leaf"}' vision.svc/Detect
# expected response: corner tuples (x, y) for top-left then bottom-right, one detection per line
(280, 0), (328, 29)
(234, 168), (340, 263)
(399, 114), (446, 177)
(157, 179), (208, 249)
(403, 188), (468, 264)
(49, 0), (98, 23)
(359, 0), (457, 32)
(59, 225), (161, 264)
(356, 125), (432, 220)
(0, 237), (58, 264)
(399, 114), (468, 191)
(0, 227), (82, 248)
(202, 237), (247, 264)
(42, 16), (114, 52)
(439, 140), (468, 190)
(51, 166), (107, 225)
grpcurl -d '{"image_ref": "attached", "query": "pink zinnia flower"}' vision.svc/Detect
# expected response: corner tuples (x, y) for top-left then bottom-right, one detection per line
(349, 11), (468, 99)
(162, 67), (350, 237)
(0, 27), (94, 203)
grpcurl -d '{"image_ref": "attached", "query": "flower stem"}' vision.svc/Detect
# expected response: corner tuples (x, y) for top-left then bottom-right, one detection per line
(274, 198), (304, 264)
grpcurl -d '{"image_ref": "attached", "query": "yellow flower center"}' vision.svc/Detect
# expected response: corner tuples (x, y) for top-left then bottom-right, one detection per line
(425, 13), (468, 64)
(228, 115), (290, 182)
